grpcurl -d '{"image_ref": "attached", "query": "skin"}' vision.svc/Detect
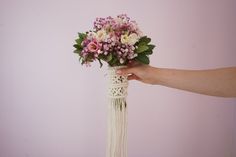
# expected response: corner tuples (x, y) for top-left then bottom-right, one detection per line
(116, 62), (236, 97)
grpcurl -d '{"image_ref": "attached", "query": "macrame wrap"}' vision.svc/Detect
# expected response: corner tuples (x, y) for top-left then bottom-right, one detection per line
(107, 66), (128, 157)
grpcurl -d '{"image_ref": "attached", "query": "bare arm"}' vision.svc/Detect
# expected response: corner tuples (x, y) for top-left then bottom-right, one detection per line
(117, 64), (236, 97)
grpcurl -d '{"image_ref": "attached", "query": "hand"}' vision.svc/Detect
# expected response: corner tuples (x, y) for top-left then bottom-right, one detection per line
(116, 61), (158, 84)
(116, 61), (236, 97)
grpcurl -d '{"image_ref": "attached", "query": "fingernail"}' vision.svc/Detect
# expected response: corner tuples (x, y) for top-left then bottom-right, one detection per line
(116, 70), (122, 74)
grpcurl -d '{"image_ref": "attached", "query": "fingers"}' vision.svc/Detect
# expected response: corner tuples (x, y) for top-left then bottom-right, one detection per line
(116, 67), (133, 75)
(127, 74), (140, 81)
(116, 62), (141, 75)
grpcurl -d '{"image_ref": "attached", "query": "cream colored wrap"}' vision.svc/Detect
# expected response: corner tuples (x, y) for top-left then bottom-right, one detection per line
(107, 66), (128, 157)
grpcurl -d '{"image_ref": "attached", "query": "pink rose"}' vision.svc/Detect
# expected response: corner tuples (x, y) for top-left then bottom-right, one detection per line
(87, 41), (100, 53)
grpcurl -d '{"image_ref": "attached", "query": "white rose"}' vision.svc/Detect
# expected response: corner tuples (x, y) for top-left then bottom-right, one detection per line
(121, 34), (129, 44)
(96, 29), (107, 42)
(127, 33), (139, 45)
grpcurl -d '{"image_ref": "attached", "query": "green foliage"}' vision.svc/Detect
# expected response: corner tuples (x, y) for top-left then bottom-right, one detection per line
(134, 36), (155, 65)
(98, 59), (103, 68)
(99, 53), (113, 62)
(73, 49), (82, 55)
(74, 32), (86, 50)
(138, 36), (151, 44)
(73, 32), (87, 64)
(108, 55), (119, 66)
(136, 45), (149, 53)
(79, 33), (86, 39)
(135, 53), (150, 64)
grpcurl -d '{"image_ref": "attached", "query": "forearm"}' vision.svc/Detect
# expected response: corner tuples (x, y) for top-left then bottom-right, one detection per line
(153, 67), (236, 97)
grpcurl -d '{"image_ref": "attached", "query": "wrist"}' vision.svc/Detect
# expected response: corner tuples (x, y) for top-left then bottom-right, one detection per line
(149, 66), (162, 85)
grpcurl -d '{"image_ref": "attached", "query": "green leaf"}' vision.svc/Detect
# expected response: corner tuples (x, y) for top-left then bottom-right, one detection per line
(143, 44), (156, 55)
(136, 45), (149, 53)
(73, 44), (83, 50)
(75, 38), (83, 45)
(139, 36), (151, 44)
(99, 53), (112, 62)
(135, 54), (150, 64)
(108, 57), (118, 66)
(73, 44), (79, 49)
(106, 53), (113, 62)
(147, 44), (155, 51)
(98, 59), (103, 68)
(78, 33), (86, 39)
(99, 54), (106, 61)
(144, 50), (153, 55)
(73, 49), (81, 54)
(137, 41), (146, 47)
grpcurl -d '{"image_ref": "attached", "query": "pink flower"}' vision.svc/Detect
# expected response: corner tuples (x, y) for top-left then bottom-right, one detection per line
(87, 41), (100, 53)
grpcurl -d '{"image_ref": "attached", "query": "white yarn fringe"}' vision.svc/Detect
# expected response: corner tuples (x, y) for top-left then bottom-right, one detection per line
(106, 66), (128, 157)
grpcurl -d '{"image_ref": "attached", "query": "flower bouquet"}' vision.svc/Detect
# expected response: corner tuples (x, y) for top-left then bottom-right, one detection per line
(73, 14), (155, 157)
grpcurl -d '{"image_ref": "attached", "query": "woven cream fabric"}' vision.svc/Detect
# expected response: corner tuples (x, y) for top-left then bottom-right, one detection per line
(107, 66), (128, 157)
(107, 66), (128, 98)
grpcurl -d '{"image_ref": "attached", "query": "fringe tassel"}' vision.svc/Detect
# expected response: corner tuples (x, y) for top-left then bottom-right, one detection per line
(106, 66), (128, 157)
(107, 98), (128, 157)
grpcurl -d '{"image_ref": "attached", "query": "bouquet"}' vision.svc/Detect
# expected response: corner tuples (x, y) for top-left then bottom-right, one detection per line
(73, 14), (155, 67)
(73, 14), (155, 157)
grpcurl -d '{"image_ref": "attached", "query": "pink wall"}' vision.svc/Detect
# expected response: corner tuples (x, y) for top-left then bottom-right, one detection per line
(1, 0), (236, 157)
